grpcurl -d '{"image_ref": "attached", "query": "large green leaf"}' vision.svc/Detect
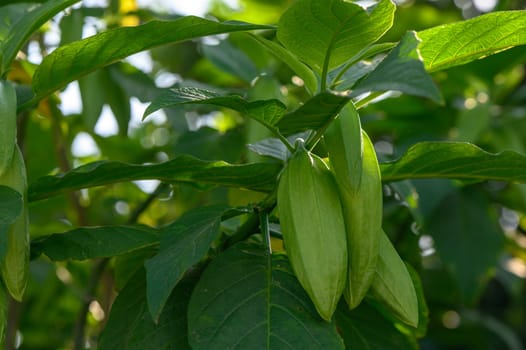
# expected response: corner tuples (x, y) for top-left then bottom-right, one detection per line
(143, 87), (286, 129)
(31, 225), (160, 261)
(335, 302), (417, 350)
(277, 0), (395, 73)
(32, 17), (272, 99)
(427, 187), (505, 302)
(0, 0), (80, 76)
(418, 10), (526, 72)
(187, 241), (344, 349)
(276, 92), (350, 135)
(98, 268), (194, 350)
(380, 142), (526, 183)
(145, 206), (243, 322)
(352, 32), (442, 103)
(28, 156), (281, 202)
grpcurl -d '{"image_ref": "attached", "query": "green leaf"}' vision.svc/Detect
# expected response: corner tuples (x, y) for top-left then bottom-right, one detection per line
(0, 186), (23, 262)
(418, 10), (526, 72)
(201, 40), (259, 83)
(31, 225), (160, 261)
(143, 87), (286, 130)
(0, 0), (80, 76)
(0, 185), (22, 228)
(277, 0), (395, 73)
(276, 92), (350, 135)
(352, 32), (442, 103)
(28, 156), (281, 202)
(78, 70), (106, 130)
(335, 301), (417, 350)
(98, 268), (194, 350)
(188, 241), (345, 349)
(32, 18), (272, 99)
(175, 127), (244, 163)
(380, 142), (526, 183)
(145, 206), (242, 322)
(247, 34), (318, 94)
(427, 187), (505, 302)
(102, 65), (131, 136)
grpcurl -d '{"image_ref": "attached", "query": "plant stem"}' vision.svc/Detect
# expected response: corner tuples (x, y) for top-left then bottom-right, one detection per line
(260, 211), (272, 255)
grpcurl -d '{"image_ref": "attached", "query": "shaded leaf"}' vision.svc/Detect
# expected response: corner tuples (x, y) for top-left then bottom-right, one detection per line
(0, 186), (22, 228)
(276, 92), (350, 135)
(335, 301), (417, 350)
(248, 137), (290, 161)
(143, 87), (286, 130)
(277, 0), (395, 73)
(175, 127), (244, 163)
(427, 187), (504, 302)
(0, 186), (23, 261)
(32, 18), (272, 98)
(352, 32), (442, 103)
(188, 241), (344, 350)
(31, 225), (160, 261)
(201, 40), (259, 83)
(98, 268), (195, 350)
(380, 142), (526, 183)
(145, 206), (244, 322)
(0, 0), (80, 75)
(78, 70), (106, 129)
(418, 10), (526, 72)
(28, 155), (281, 202)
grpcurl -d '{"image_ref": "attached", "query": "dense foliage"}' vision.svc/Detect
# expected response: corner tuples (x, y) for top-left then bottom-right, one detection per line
(1, 0), (526, 349)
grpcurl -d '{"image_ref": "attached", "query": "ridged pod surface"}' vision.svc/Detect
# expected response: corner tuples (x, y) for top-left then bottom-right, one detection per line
(370, 230), (419, 327)
(326, 125), (382, 309)
(324, 102), (362, 193)
(0, 145), (29, 301)
(0, 80), (17, 177)
(277, 141), (347, 321)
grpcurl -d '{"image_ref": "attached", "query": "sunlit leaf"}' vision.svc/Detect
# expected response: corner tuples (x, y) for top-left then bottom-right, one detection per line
(277, 0), (395, 73)
(418, 10), (526, 72)
(32, 17), (272, 99)
(0, 0), (80, 75)
(381, 142), (526, 183)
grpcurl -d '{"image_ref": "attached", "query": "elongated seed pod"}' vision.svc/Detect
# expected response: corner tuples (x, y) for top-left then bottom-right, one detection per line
(0, 80), (17, 177)
(277, 141), (347, 321)
(324, 102), (362, 193)
(370, 230), (419, 327)
(338, 131), (382, 309)
(0, 145), (29, 301)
